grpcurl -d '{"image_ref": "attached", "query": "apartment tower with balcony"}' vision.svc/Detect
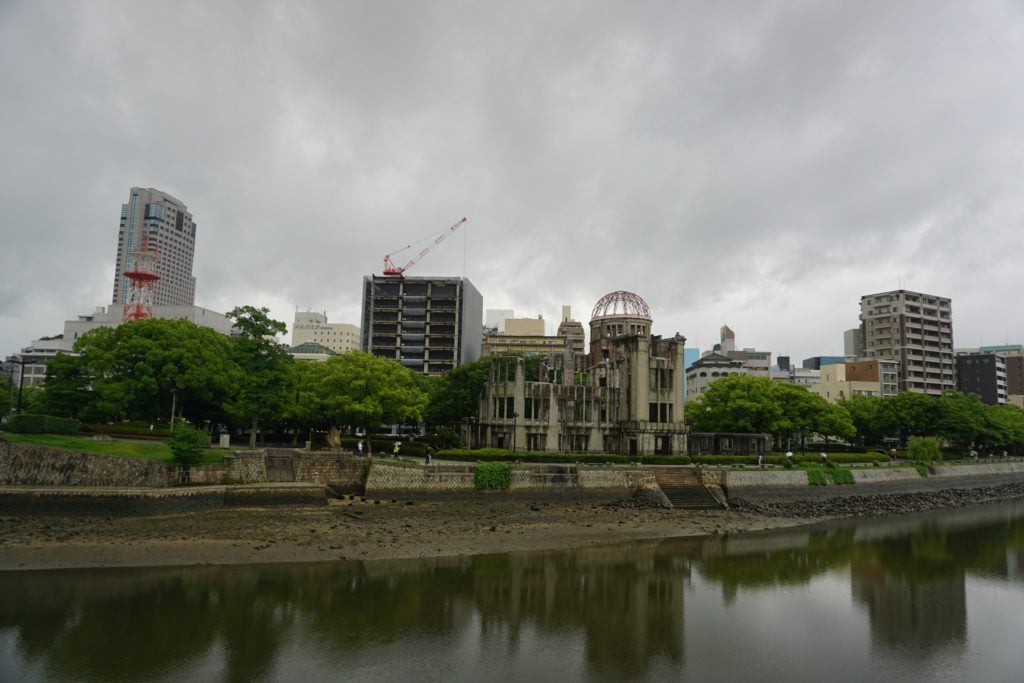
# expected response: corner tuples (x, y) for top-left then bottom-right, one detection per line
(858, 289), (954, 395)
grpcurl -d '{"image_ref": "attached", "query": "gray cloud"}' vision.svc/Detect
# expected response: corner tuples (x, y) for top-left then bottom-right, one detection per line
(2, 0), (1023, 363)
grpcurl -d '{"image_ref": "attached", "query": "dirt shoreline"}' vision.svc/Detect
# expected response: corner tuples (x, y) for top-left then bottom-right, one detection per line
(0, 497), (804, 571)
(3, 479), (1024, 571)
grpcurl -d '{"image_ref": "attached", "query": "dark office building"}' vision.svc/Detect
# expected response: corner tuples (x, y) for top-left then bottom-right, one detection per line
(802, 355), (845, 370)
(1004, 355), (1024, 396)
(360, 275), (483, 375)
(955, 353), (1007, 405)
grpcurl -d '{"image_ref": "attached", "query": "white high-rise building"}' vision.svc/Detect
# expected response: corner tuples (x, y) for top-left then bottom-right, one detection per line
(112, 187), (197, 307)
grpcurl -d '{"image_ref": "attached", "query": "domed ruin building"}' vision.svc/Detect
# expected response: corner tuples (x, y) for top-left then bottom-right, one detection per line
(474, 290), (689, 456)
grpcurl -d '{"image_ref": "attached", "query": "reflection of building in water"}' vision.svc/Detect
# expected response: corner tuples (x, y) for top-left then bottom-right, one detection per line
(850, 563), (966, 654)
(471, 543), (687, 678)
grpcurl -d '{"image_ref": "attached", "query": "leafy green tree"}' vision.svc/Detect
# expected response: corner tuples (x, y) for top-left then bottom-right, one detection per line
(423, 358), (490, 426)
(818, 402), (857, 444)
(0, 373), (12, 417)
(772, 382), (831, 448)
(224, 306), (292, 449)
(309, 352), (427, 437)
(907, 435), (943, 463)
(985, 404), (1024, 449)
(168, 422), (211, 464)
(40, 353), (93, 419)
(689, 375), (783, 434)
(59, 318), (239, 425)
(935, 391), (988, 450)
(879, 391), (941, 444)
(282, 360), (325, 445)
(838, 395), (887, 446)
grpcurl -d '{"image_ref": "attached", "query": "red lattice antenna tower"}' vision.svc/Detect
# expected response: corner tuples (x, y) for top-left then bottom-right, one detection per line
(122, 233), (160, 322)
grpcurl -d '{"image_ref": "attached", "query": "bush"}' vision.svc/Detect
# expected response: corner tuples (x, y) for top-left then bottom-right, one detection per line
(908, 436), (943, 463)
(168, 425), (210, 465)
(5, 414), (80, 435)
(475, 462), (511, 490)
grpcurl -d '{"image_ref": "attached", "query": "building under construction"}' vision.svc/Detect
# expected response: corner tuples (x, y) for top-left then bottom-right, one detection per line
(473, 290), (689, 455)
(360, 275), (483, 375)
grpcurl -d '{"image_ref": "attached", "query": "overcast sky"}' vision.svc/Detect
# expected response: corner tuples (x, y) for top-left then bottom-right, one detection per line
(3, 0), (1023, 363)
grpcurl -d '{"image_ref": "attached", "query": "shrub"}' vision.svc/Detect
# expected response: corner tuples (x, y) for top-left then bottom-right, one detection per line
(168, 425), (210, 465)
(475, 462), (511, 490)
(5, 414), (80, 435)
(908, 436), (943, 463)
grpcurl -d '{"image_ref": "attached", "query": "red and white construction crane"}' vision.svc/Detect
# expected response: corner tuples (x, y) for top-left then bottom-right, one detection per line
(382, 217), (467, 276)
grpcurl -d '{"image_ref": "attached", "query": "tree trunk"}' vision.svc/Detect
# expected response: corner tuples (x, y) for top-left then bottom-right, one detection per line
(249, 417), (258, 449)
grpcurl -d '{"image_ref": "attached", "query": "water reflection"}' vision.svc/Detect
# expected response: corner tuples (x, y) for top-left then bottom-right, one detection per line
(2, 500), (1024, 681)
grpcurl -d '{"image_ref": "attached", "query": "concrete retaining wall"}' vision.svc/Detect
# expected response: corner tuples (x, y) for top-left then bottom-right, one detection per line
(365, 462), (653, 497)
(851, 468), (923, 484)
(931, 462), (1024, 477)
(724, 470), (809, 488)
(578, 468), (657, 490)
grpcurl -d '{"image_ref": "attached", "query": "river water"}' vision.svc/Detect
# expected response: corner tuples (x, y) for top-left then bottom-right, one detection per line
(2, 501), (1024, 682)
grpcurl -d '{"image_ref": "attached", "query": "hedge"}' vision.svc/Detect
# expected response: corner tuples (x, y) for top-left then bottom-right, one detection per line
(81, 423), (171, 439)
(5, 414), (80, 435)
(693, 453), (888, 466)
(435, 449), (694, 465)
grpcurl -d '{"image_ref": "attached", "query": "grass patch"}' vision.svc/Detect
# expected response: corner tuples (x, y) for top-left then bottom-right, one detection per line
(829, 467), (855, 485)
(0, 432), (224, 465)
(805, 467), (828, 486)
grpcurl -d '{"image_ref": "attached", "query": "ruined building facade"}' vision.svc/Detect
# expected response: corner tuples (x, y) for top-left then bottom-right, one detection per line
(474, 291), (688, 455)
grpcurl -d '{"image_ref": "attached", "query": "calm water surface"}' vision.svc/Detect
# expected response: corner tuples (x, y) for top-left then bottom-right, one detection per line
(3, 501), (1024, 682)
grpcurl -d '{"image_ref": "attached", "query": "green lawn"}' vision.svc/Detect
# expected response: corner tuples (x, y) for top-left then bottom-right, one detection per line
(0, 432), (225, 465)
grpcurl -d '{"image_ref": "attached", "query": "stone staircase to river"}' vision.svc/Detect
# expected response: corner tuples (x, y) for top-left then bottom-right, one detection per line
(654, 467), (726, 510)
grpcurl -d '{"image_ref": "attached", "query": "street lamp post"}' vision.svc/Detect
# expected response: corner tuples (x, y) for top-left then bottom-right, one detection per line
(5, 356), (28, 415)
(512, 411), (519, 452)
(467, 416), (477, 449)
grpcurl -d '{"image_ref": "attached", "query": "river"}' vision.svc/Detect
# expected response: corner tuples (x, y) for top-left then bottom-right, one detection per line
(2, 500), (1023, 682)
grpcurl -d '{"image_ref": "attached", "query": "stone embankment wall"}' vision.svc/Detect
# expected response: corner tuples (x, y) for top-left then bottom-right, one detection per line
(364, 462), (657, 498)
(0, 441), (366, 490)
(0, 441), (173, 487)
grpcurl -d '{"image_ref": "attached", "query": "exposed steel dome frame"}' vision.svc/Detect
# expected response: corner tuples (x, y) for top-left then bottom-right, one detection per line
(591, 290), (651, 321)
